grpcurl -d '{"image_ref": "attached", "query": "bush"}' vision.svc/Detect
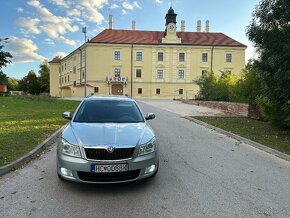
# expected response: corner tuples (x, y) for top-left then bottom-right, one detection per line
(195, 71), (237, 101)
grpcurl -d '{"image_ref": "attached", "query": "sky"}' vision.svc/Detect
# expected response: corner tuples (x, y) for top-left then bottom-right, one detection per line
(0, 0), (260, 79)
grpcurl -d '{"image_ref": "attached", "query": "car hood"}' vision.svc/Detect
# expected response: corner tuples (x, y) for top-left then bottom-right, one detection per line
(62, 122), (154, 147)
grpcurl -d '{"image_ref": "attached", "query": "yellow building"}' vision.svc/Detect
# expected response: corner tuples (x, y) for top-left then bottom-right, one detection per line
(49, 7), (246, 99)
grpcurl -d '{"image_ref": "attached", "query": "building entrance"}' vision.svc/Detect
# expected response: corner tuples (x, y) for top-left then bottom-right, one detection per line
(111, 84), (123, 95)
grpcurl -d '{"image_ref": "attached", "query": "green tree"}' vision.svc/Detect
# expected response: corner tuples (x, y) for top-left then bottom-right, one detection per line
(18, 70), (40, 94)
(0, 38), (12, 70)
(0, 71), (8, 85)
(229, 60), (261, 104)
(7, 77), (19, 91)
(38, 61), (50, 93)
(246, 0), (290, 127)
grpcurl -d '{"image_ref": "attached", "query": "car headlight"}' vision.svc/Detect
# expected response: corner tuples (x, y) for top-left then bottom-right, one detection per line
(59, 138), (81, 158)
(138, 137), (156, 156)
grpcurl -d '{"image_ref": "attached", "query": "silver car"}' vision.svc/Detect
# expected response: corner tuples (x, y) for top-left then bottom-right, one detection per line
(57, 96), (159, 183)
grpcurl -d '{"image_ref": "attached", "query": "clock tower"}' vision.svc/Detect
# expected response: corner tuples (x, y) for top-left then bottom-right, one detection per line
(162, 6), (181, 43)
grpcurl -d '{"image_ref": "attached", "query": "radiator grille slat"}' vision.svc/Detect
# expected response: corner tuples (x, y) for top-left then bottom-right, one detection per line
(84, 147), (135, 160)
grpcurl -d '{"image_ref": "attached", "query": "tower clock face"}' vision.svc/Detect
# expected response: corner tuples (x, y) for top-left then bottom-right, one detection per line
(168, 24), (175, 32)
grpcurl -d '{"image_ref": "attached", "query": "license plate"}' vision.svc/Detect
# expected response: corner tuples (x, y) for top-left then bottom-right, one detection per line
(91, 164), (128, 173)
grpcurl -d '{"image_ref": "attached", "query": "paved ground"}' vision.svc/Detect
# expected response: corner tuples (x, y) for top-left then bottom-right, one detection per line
(1, 102), (290, 217)
(138, 99), (227, 116)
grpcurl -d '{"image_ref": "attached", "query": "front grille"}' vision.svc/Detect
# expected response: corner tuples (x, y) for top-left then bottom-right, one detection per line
(84, 147), (135, 160)
(77, 170), (140, 182)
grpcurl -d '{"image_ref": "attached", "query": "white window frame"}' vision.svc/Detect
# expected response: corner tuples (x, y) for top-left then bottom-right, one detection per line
(202, 53), (208, 62)
(226, 53), (232, 63)
(136, 52), (142, 61)
(178, 69), (185, 79)
(157, 69), (163, 79)
(114, 51), (120, 60)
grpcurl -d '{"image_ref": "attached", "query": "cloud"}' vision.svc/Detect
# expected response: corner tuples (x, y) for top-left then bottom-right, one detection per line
(17, 7), (24, 12)
(155, 0), (162, 3)
(59, 36), (76, 46)
(51, 0), (70, 8)
(66, 8), (81, 17)
(44, 38), (55, 46)
(110, 4), (119, 9)
(122, 1), (140, 10)
(78, 0), (107, 25)
(27, 0), (79, 40)
(121, 9), (128, 15)
(7, 36), (46, 63)
(17, 17), (41, 35)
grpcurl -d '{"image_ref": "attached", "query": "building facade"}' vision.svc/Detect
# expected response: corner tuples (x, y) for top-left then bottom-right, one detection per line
(49, 7), (246, 99)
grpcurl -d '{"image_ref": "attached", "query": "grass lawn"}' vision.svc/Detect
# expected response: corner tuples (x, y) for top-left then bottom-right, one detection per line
(0, 96), (80, 167)
(193, 117), (290, 155)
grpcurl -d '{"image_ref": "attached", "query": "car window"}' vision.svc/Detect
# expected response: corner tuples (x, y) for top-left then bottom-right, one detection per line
(73, 100), (145, 123)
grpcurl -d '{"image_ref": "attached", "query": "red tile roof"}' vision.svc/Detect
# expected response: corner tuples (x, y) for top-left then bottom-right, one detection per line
(48, 57), (61, 63)
(89, 29), (246, 47)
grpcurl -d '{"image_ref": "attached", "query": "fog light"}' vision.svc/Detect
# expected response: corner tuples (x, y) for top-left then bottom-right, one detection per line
(145, 165), (156, 174)
(60, 167), (73, 177)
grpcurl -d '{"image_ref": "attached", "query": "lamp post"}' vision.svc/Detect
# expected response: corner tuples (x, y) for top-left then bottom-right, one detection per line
(82, 27), (87, 97)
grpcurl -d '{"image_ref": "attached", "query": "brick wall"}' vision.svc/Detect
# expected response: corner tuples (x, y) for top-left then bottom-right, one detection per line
(182, 100), (260, 119)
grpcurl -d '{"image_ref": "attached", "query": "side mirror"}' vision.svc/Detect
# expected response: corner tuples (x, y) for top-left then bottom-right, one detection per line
(62, 111), (72, 120)
(145, 113), (155, 120)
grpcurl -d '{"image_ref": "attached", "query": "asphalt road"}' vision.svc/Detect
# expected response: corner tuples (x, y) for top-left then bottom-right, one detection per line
(1, 102), (290, 218)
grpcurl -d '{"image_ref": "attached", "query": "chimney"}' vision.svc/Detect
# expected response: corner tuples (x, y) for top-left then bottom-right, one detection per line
(132, 20), (136, 31)
(181, 20), (185, 32)
(197, 20), (201, 32)
(109, 14), (113, 29)
(205, 20), (209, 32)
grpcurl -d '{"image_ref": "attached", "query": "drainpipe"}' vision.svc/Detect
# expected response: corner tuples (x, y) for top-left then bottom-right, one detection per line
(131, 44), (133, 97)
(211, 45), (214, 72)
(79, 48), (82, 86)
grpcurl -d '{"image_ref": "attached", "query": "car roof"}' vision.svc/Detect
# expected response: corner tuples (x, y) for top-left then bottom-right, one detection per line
(84, 95), (135, 102)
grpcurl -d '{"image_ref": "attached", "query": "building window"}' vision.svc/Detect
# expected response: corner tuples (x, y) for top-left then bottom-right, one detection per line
(136, 69), (142, 78)
(73, 56), (76, 61)
(157, 69), (163, 79)
(62, 65), (63, 72)
(226, 53), (232, 62)
(59, 78), (61, 84)
(156, 88), (160, 95)
(61, 77), (63, 83)
(178, 69), (185, 79)
(82, 71), (85, 79)
(82, 50), (86, 62)
(158, 52), (163, 61)
(68, 75), (70, 82)
(94, 87), (99, 93)
(179, 53), (185, 62)
(73, 81), (76, 87)
(114, 68), (121, 77)
(202, 70), (207, 75)
(202, 53), (208, 62)
(114, 51), (120, 60)
(136, 52), (142, 61)
(73, 66), (76, 74)
(65, 63), (66, 70)
(179, 89), (183, 95)
(65, 76), (66, 83)
(225, 70), (232, 74)
(138, 88), (142, 94)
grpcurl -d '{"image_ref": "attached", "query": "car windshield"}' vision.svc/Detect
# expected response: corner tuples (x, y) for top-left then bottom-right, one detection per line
(73, 100), (145, 123)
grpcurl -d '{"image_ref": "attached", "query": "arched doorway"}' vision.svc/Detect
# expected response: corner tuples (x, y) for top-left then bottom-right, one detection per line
(111, 84), (123, 95)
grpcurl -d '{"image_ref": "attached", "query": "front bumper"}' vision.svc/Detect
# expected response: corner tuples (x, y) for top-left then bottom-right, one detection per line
(57, 151), (159, 184)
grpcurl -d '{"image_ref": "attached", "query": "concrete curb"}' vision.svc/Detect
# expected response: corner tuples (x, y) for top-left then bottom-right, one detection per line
(184, 116), (290, 162)
(0, 127), (64, 177)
